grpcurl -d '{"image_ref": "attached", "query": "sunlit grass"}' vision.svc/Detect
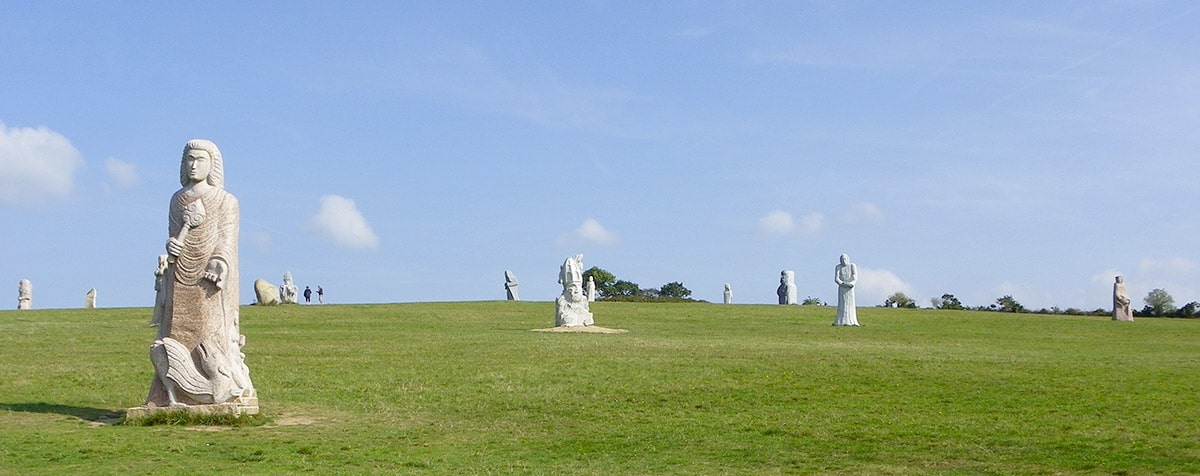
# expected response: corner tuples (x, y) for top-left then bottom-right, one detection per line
(1, 302), (1197, 474)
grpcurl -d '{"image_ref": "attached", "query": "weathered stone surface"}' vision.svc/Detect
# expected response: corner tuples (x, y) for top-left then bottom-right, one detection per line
(279, 272), (298, 304)
(85, 288), (97, 309)
(586, 276), (596, 302)
(555, 254), (594, 327)
(724, 283), (733, 304)
(777, 270), (796, 305)
(17, 279), (31, 310)
(150, 255), (168, 327)
(254, 279), (280, 306)
(834, 254), (859, 326)
(135, 139), (256, 414)
(504, 270), (519, 301)
(1113, 276), (1134, 322)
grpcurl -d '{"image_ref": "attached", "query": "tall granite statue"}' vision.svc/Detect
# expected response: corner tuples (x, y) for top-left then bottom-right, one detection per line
(85, 288), (97, 309)
(279, 272), (298, 304)
(586, 276), (596, 302)
(504, 270), (519, 301)
(724, 283), (733, 304)
(150, 255), (169, 327)
(833, 254), (859, 326)
(555, 254), (593, 327)
(1112, 276), (1134, 322)
(17, 279), (31, 310)
(777, 270), (797, 305)
(138, 139), (256, 415)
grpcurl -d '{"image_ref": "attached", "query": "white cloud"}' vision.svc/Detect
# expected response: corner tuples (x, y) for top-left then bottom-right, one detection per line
(0, 122), (84, 205)
(246, 230), (272, 248)
(759, 210), (823, 236)
(856, 267), (914, 306)
(570, 218), (619, 246)
(844, 202), (884, 224)
(309, 195), (380, 250)
(105, 157), (138, 187)
(1137, 258), (1197, 278)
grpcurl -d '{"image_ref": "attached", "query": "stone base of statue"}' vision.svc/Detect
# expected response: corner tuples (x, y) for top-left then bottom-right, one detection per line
(126, 392), (259, 421)
(532, 325), (627, 334)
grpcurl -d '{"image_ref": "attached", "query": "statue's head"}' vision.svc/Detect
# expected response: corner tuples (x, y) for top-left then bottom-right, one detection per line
(1115, 275), (1124, 284)
(565, 282), (585, 302)
(840, 254), (850, 265)
(180, 139), (223, 188)
(284, 272), (293, 284)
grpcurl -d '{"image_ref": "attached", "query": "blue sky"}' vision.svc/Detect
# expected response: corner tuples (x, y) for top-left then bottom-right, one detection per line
(3, 1), (1198, 311)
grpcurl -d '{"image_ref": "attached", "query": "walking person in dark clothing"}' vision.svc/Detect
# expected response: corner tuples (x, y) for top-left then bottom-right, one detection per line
(303, 286), (312, 304)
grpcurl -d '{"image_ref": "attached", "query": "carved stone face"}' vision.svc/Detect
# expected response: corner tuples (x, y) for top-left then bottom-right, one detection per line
(565, 282), (585, 303)
(840, 254), (850, 265)
(184, 149), (212, 183)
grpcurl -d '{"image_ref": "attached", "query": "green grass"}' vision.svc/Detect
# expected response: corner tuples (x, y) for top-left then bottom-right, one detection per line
(1, 302), (1198, 474)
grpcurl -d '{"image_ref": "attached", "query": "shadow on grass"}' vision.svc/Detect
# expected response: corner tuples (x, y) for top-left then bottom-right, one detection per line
(1, 402), (124, 425)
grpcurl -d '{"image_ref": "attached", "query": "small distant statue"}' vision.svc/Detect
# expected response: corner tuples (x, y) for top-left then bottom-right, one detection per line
(279, 272), (298, 304)
(504, 270), (520, 301)
(142, 139), (255, 412)
(150, 255), (169, 326)
(17, 279), (31, 310)
(723, 283), (733, 304)
(586, 276), (596, 302)
(555, 254), (593, 327)
(1112, 276), (1133, 322)
(777, 270), (797, 305)
(833, 254), (859, 326)
(85, 288), (97, 309)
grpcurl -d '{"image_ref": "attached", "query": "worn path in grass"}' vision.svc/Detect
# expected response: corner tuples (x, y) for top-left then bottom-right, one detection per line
(1, 302), (1198, 474)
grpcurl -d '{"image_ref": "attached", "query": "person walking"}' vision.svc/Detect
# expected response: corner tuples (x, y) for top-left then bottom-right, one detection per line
(317, 286), (324, 304)
(303, 286), (312, 304)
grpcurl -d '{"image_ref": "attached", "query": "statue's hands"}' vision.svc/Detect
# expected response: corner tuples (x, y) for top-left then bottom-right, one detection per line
(166, 237), (184, 257)
(204, 259), (228, 289)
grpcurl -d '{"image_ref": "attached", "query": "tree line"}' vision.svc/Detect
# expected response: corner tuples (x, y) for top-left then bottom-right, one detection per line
(581, 267), (699, 302)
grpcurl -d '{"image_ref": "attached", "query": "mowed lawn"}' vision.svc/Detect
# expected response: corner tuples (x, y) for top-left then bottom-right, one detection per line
(1, 302), (1198, 474)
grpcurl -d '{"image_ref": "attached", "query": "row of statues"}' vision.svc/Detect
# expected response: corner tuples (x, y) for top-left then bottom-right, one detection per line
(13, 280), (95, 309)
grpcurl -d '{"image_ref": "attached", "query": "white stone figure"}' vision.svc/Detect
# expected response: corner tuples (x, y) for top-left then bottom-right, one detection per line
(833, 254), (859, 326)
(1113, 276), (1134, 322)
(504, 270), (519, 301)
(724, 283), (733, 304)
(85, 288), (97, 309)
(279, 272), (298, 304)
(150, 255), (169, 327)
(17, 279), (31, 310)
(254, 279), (281, 306)
(777, 270), (797, 305)
(555, 254), (594, 327)
(586, 276), (596, 302)
(141, 139), (256, 414)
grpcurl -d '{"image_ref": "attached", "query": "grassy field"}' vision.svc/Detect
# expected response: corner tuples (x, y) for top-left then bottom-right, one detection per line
(1, 302), (1198, 474)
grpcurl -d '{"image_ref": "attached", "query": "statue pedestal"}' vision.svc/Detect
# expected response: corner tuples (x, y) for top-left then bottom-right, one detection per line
(125, 394), (259, 421)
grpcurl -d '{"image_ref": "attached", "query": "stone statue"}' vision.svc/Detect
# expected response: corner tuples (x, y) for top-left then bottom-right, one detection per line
(85, 288), (97, 309)
(586, 276), (596, 302)
(140, 139), (256, 414)
(17, 279), (31, 310)
(1113, 276), (1133, 322)
(150, 255), (169, 326)
(254, 279), (280, 306)
(833, 254), (859, 326)
(279, 272), (298, 304)
(555, 254), (593, 327)
(777, 270), (796, 305)
(504, 270), (519, 301)
(724, 283), (733, 304)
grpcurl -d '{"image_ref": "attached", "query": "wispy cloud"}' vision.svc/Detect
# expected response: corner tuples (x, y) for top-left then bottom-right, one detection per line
(105, 157), (138, 187)
(0, 122), (84, 205)
(759, 210), (823, 236)
(309, 195), (380, 250)
(559, 218), (620, 246)
(844, 202), (884, 224)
